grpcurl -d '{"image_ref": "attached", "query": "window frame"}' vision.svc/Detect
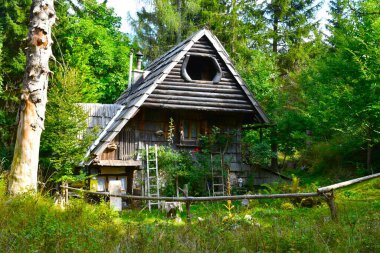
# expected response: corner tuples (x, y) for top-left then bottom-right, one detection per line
(181, 53), (223, 84)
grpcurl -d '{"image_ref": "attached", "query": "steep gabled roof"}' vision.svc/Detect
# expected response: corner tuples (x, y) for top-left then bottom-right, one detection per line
(86, 29), (269, 164)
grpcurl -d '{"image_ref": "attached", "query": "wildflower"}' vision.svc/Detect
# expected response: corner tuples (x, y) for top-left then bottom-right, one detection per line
(244, 214), (252, 221)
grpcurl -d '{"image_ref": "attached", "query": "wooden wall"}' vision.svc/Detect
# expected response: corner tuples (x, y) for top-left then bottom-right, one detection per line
(146, 36), (255, 113)
(99, 108), (248, 173)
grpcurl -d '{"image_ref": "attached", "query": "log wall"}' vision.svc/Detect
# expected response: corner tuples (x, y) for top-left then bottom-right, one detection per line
(146, 36), (255, 113)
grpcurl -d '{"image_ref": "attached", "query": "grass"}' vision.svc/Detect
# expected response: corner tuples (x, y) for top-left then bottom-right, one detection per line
(0, 175), (379, 252)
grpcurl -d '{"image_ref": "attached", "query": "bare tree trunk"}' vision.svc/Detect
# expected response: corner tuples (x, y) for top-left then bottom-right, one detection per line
(8, 0), (56, 194)
(366, 126), (373, 173)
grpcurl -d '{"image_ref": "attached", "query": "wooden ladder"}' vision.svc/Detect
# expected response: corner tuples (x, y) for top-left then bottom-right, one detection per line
(211, 153), (225, 196)
(146, 144), (160, 211)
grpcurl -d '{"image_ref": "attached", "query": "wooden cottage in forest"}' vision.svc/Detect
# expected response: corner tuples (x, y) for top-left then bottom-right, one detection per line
(81, 29), (271, 194)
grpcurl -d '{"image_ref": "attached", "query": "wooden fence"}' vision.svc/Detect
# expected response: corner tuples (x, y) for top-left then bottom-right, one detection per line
(61, 172), (380, 222)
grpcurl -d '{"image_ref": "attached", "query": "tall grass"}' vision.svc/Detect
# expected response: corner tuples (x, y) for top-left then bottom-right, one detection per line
(0, 177), (379, 252)
(119, 178), (380, 252)
(0, 179), (124, 252)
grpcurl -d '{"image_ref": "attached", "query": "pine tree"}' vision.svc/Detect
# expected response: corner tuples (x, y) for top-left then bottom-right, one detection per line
(131, 0), (202, 61)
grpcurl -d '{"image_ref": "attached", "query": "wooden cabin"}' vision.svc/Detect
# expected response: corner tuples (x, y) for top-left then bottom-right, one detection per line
(81, 29), (272, 194)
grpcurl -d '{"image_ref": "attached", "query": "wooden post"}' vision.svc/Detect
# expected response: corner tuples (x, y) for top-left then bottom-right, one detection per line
(182, 184), (191, 223)
(61, 182), (68, 206)
(176, 176), (179, 198)
(325, 191), (337, 220)
(186, 200), (191, 223)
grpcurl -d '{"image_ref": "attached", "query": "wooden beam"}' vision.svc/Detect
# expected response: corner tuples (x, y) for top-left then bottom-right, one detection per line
(62, 186), (320, 202)
(94, 160), (142, 167)
(157, 84), (241, 94)
(148, 94), (249, 104)
(143, 103), (254, 113)
(317, 173), (380, 193)
(161, 81), (238, 90)
(152, 89), (246, 99)
(145, 98), (253, 109)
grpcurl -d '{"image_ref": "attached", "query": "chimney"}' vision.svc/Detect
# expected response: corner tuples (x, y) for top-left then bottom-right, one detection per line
(132, 51), (144, 84)
(128, 50), (133, 87)
(136, 51), (143, 70)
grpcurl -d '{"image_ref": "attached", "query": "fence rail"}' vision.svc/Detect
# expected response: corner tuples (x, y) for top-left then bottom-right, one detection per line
(61, 172), (380, 222)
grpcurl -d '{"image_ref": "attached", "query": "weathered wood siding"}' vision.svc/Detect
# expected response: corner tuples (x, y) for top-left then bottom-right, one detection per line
(100, 108), (246, 172)
(145, 36), (255, 113)
(78, 103), (123, 133)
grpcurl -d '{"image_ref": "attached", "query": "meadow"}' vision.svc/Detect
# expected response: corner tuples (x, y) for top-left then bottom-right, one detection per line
(0, 177), (379, 252)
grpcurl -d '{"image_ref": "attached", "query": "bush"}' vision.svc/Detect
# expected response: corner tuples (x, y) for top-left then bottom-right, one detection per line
(157, 147), (210, 196)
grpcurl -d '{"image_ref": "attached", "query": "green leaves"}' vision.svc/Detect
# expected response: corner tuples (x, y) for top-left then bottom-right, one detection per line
(40, 69), (96, 183)
(54, 0), (133, 103)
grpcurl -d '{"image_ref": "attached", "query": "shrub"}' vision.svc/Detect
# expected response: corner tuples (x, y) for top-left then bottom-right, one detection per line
(281, 202), (295, 210)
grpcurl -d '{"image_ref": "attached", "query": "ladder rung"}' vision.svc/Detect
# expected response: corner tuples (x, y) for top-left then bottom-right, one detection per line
(213, 184), (224, 186)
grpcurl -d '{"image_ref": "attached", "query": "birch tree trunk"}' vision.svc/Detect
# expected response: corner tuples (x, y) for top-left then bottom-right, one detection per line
(8, 0), (56, 194)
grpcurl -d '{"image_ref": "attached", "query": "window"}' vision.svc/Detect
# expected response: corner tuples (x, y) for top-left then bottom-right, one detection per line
(182, 54), (222, 83)
(183, 120), (199, 140)
(180, 120), (200, 146)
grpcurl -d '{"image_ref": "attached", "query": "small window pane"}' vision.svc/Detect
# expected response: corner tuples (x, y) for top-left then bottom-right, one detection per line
(191, 122), (197, 139)
(184, 121), (189, 139)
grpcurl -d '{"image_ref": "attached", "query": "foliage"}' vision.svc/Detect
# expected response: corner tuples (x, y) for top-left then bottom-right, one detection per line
(156, 127), (237, 196)
(54, 0), (134, 103)
(0, 0), (31, 168)
(39, 70), (96, 183)
(156, 146), (209, 196)
(199, 126), (235, 154)
(131, 0), (202, 61)
(299, 0), (380, 172)
(242, 129), (275, 168)
(0, 179), (124, 252)
(167, 117), (175, 144)
(0, 0), (135, 172)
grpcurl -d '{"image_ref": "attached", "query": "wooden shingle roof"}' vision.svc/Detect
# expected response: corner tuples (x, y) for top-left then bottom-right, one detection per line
(85, 28), (269, 164)
(78, 103), (124, 133)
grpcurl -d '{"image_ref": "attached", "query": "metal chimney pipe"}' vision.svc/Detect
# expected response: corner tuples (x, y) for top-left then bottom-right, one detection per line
(136, 51), (143, 70)
(128, 50), (134, 87)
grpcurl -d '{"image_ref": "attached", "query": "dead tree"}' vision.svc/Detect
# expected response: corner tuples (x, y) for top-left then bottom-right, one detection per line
(8, 0), (56, 194)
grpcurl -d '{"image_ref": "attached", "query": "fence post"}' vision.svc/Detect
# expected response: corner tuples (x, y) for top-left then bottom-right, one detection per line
(186, 200), (191, 223)
(61, 182), (68, 206)
(325, 190), (337, 220)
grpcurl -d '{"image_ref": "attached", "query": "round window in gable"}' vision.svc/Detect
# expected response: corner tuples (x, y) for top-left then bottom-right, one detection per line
(182, 54), (222, 83)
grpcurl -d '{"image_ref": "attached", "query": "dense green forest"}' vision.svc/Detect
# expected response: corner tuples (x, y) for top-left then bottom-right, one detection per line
(0, 0), (379, 183)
